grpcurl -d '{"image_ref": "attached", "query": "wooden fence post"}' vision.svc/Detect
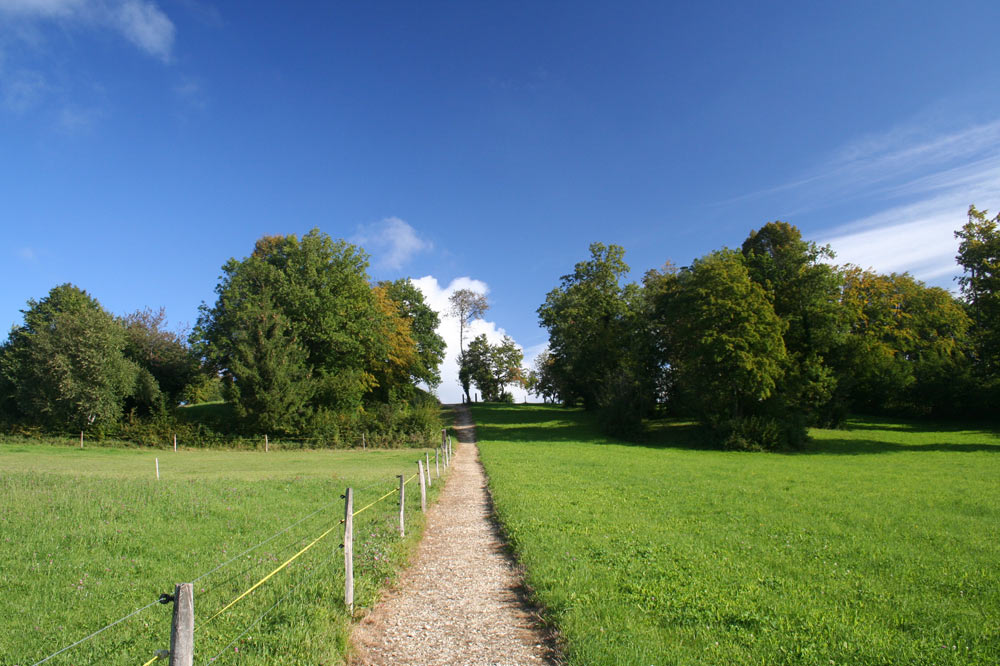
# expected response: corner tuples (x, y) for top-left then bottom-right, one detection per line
(425, 452), (432, 487)
(173, 434), (177, 452)
(441, 428), (447, 450)
(417, 461), (426, 512)
(168, 583), (194, 666)
(398, 475), (405, 537)
(436, 448), (440, 477)
(265, 434), (269, 453)
(362, 432), (366, 450)
(344, 487), (353, 611)
(80, 431), (84, 448)
(155, 458), (160, 480)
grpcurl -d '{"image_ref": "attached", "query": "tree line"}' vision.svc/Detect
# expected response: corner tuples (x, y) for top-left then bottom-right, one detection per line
(0, 230), (447, 446)
(534, 206), (1000, 449)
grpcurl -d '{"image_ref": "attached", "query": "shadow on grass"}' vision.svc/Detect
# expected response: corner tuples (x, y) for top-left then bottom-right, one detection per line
(795, 438), (1000, 455)
(843, 418), (1000, 437)
(470, 403), (1000, 455)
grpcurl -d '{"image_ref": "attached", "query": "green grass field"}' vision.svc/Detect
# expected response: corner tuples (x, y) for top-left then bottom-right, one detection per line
(0, 440), (450, 665)
(475, 404), (1000, 666)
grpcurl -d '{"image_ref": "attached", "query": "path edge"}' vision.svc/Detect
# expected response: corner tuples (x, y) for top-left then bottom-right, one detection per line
(463, 404), (566, 666)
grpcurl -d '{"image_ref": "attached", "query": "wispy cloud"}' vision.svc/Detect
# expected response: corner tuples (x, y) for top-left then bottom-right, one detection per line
(56, 104), (103, 132)
(354, 217), (433, 271)
(727, 119), (1000, 214)
(0, 0), (176, 61)
(817, 123), (1000, 284)
(0, 68), (48, 113)
(17, 247), (38, 262)
(734, 116), (1000, 285)
(173, 76), (208, 113)
(113, 0), (174, 61)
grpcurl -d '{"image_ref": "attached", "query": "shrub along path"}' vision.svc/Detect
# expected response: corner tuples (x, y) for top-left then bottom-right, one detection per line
(350, 404), (555, 665)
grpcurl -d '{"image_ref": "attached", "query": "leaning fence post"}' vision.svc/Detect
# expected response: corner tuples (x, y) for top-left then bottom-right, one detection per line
(344, 487), (353, 612)
(417, 460), (426, 512)
(398, 474), (405, 537)
(168, 583), (194, 666)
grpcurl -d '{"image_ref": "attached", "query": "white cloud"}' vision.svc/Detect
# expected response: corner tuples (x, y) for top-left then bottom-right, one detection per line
(17, 247), (37, 261)
(0, 0), (175, 61)
(0, 0), (84, 17)
(728, 114), (1000, 287)
(813, 122), (1000, 285)
(354, 217), (432, 271)
(411, 276), (535, 404)
(113, 0), (174, 61)
(725, 118), (1000, 217)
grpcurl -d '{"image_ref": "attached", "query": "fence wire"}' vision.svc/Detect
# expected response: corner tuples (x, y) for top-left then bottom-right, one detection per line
(30, 598), (160, 666)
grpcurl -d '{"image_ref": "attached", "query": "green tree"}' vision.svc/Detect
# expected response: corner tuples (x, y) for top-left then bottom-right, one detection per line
(224, 292), (314, 434)
(193, 230), (410, 432)
(379, 279), (447, 389)
(0, 284), (138, 432)
(955, 205), (1000, 376)
(663, 250), (792, 448)
(448, 288), (489, 402)
(121, 307), (201, 410)
(537, 243), (637, 410)
(741, 221), (845, 425)
(367, 284), (419, 403)
(460, 334), (524, 402)
(837, 267), (973, 416)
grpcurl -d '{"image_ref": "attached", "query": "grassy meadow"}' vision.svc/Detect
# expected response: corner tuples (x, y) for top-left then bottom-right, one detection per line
(0, 438), (450, 665)
(474, 404), (1000, 666)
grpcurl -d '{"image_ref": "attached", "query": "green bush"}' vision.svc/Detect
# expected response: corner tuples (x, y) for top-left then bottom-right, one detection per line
(715, 413), (807, 451)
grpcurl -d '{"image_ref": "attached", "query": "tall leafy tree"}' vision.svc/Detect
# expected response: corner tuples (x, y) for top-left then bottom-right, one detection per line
(448, 288), (489, 402)
(663, 250), (791, 448)
(379, 279), (446, 389)
(224, 292), (314, 434)
(838, 267), (973, 416)
(0, 284), (138, 431)
(537, 243), (637, 410)
(121, 307), (201, 409)
(741, 221), (845, 425)
(367, 284), (419, 403)
(955, 205), (1000, 376)
(193, 230), (409, 431)
(460, 334), (524, 402)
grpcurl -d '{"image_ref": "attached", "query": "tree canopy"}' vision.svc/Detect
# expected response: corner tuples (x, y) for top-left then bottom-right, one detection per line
(192, 230), (442, 433)
(0, 284), (139, 431)
(537, 214), (993, 448)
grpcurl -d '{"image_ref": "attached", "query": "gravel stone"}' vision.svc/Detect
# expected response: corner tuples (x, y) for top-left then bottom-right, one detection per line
(350, 405), (557, 665)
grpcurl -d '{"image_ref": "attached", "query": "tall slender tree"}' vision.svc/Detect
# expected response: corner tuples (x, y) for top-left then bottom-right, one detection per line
(448, 288), (489, 402)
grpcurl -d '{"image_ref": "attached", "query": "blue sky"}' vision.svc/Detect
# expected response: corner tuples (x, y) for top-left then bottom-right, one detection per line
(3, 1), (1000, 402)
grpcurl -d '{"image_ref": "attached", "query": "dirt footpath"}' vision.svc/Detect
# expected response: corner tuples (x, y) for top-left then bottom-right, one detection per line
(349, 405), (556, 666)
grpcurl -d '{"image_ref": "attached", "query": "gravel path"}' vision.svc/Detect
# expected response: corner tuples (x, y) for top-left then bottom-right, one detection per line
(350, 405), (556, 666)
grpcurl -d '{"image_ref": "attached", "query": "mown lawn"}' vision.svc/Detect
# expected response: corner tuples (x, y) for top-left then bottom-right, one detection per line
(0, 441), (449, 665)
(475, 404), (1000, 666)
